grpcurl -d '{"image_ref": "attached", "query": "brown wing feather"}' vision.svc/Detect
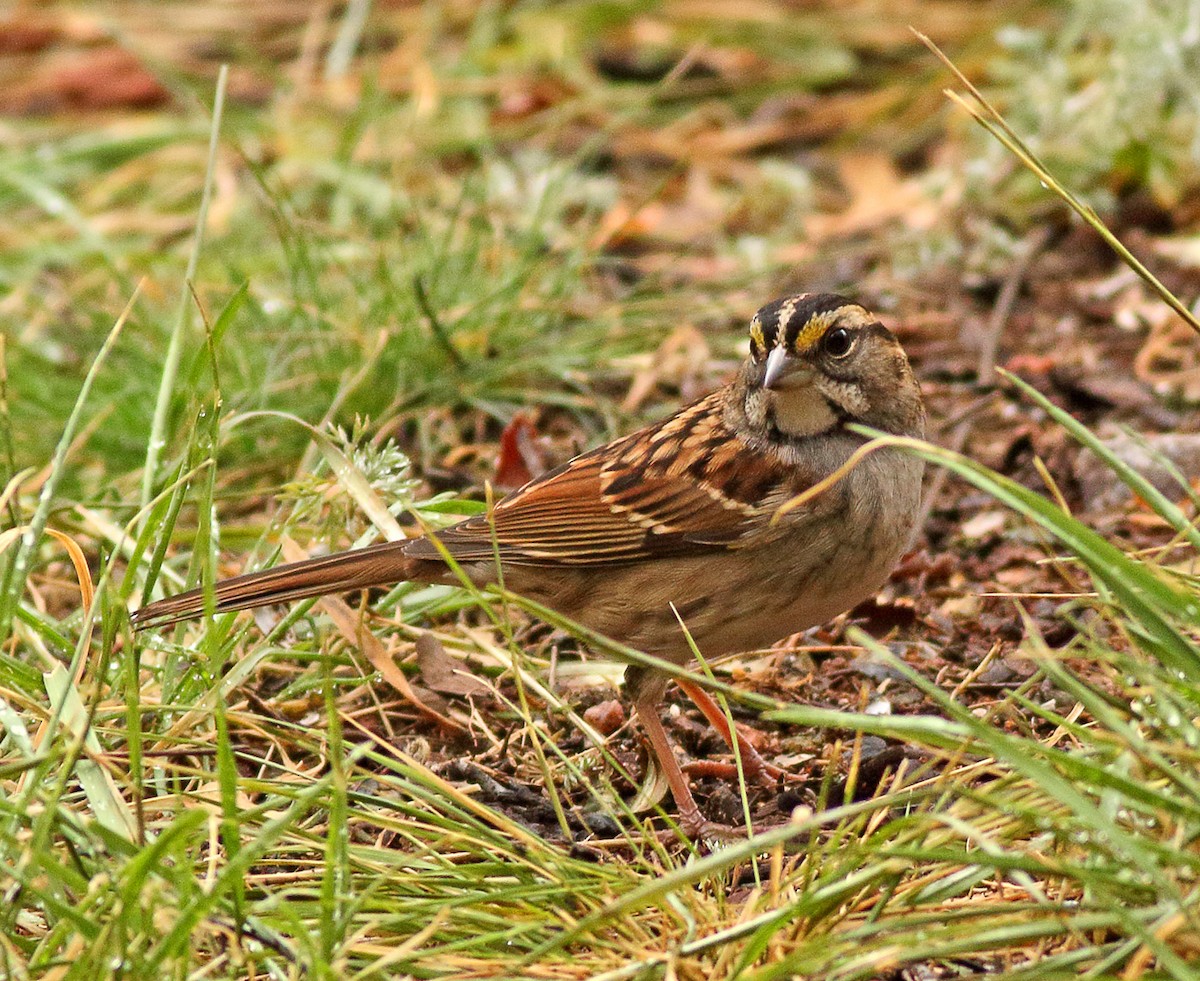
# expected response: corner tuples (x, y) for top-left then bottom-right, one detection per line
(405, 392), (797, 567)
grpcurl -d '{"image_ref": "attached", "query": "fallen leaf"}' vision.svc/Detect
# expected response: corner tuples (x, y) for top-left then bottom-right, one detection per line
(0, 16), (60, 54)
(3, 46), (170, 114)
(961, 511), (1007, 539)
(805, 152), (935, 241)
(415, 632), (492, 699)
(1073, 425), (1200, 511)
(493, 411), (544, 490)
(1135, 313), (1200, 405)
(621, 323), (711, 412)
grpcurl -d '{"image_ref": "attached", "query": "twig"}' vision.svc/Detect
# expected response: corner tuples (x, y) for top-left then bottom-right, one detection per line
(977, 226), (1052, 385)
(915, 392), (1000, 535)
(920, 224), (1048, 533)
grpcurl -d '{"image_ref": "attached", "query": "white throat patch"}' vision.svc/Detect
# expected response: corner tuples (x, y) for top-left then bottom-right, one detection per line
(769, 386), (838, 436)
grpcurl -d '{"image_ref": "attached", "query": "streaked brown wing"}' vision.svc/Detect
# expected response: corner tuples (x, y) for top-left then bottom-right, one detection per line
(405, 394), (790, 567)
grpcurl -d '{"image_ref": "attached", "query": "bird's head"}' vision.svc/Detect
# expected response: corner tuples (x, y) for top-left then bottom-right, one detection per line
(743, 292), (924, 440)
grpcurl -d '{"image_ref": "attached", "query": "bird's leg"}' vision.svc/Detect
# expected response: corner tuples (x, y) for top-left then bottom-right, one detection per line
(631, 689), (708, 836)
(675, 678), (789, 785)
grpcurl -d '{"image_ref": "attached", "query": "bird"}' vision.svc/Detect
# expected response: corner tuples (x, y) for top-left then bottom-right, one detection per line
(132, 292), (926, 835)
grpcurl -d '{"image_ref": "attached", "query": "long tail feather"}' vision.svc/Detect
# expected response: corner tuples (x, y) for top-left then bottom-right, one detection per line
(131, 540), (420, 630)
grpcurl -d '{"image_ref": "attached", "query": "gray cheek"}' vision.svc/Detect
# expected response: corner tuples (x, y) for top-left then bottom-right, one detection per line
(820, 379), (869, 418)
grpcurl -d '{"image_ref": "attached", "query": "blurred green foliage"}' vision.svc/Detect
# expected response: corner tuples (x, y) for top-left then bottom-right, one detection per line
(969, 0), (1200, 219)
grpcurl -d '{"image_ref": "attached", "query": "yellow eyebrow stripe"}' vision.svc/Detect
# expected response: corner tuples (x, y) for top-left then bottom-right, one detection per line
(791, 310), (839, 352)
(750, 316), (765, 352)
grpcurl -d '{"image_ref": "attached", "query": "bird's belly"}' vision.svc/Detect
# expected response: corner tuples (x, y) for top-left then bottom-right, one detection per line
(504, 525), (901, 663)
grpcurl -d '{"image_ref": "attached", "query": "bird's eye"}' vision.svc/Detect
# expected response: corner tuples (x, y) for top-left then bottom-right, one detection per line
(823, 326), (854, 358)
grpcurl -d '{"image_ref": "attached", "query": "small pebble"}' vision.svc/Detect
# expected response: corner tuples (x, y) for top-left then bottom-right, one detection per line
(583, 699), (626, 735)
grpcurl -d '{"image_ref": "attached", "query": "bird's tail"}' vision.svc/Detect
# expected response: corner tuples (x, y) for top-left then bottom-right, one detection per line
(130, 540), (418, 630)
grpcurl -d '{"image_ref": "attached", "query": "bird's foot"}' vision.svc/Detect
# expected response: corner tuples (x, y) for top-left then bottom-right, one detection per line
(682, 754), (797, 787)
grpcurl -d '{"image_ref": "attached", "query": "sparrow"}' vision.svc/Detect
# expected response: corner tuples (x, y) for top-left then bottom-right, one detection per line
(133, 292), (926, 835)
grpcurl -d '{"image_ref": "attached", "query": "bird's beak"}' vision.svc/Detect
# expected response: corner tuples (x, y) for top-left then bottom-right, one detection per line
(762, 347), (810, 390)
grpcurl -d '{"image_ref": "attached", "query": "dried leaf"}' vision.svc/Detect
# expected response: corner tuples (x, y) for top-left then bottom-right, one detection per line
(805, 152), (935, 241)
(415, 632), (492, 699)
(493, 411), (543, 491)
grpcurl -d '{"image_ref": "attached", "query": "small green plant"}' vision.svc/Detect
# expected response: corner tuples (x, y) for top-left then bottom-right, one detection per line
(966, 0), (1200, 220)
